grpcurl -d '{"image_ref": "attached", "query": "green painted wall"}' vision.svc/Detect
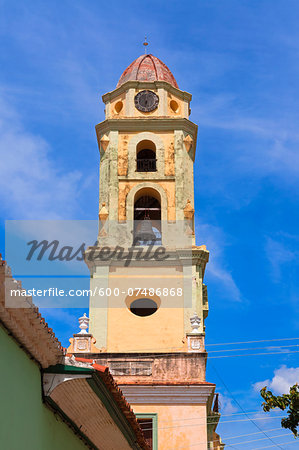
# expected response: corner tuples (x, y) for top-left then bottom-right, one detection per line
(0, 325), (87, 450)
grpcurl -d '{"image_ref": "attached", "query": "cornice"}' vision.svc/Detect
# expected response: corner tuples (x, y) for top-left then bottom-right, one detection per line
(102, 80), (192, 103)
(119, 384), (215, 404)
(118, 176), (175, 182)
(84, 246), (208, 270)
(95, 117), (198, 138)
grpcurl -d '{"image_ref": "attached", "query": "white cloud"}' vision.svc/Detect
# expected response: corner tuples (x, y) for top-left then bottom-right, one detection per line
(0, 93), (83, 219)
(196, 222), (241, 302)
(218, 393), (238, 415)
(193, 93), (299, 181)
(265, 236), (298, 282)
(253, 365), (299, 395)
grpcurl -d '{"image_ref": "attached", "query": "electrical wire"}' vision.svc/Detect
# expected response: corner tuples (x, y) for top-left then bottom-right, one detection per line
(138, 410), (284, 425)
(207, 337), (299, 347)
(211, 364), (284, 450)
(136, 413), (285, 430)
(175, 432), (293, 449)
(209, 350), (299, 359)
(208, 344), (299, 353)
(99, 337), (299, 353)
(252, 440), (299, 449)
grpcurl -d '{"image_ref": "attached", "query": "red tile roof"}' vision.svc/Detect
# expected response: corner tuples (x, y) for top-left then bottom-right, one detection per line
(74, 357), (149, 448)
(117, 54), (179, 89)
(118, 381), (216, 386)
(0, 258), (64, 367)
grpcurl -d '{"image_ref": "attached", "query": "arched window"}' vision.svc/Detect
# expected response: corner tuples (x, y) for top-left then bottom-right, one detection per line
(133, 188), (161, 245)
(136, 140), (156, 172)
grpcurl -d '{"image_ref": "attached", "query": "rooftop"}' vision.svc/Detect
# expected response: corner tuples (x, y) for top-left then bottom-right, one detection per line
(117, 54), (179, 89)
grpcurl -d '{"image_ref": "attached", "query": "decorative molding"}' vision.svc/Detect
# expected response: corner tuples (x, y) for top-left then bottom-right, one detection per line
(73, 335), (92, 352)
(95, 118), (198, 154)
(102, 80), (192, 103)
(119, 384), (215, 404)
(100, 134), (110, 152)
(109, 360), (152, 376)
(67, 315), (102, 354)
(183, 134), (193, 152)
(99, 202), (109, 236)
(188, 335), (201, 351)
(186, 334), (205, 353)
(78, 313), (89, 334)
(183, 199), (195, 220)
(190, 312), (201, 333)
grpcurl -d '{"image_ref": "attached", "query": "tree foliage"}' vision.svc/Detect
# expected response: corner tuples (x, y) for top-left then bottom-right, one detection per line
(260, 384), (299, 437)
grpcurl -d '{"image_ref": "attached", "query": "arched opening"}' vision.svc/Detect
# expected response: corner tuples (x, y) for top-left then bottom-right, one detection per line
(133, 188), (161, 245)
(136, 140), (156, 172)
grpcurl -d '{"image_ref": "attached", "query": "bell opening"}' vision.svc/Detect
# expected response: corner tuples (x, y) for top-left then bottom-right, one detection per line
(134, 194), (161, 246)
(136, 140), (157, 173)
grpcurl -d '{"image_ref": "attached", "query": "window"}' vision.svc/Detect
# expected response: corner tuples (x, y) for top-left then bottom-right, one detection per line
(129, 298), (158, 317)
(136, 413), (158, 450)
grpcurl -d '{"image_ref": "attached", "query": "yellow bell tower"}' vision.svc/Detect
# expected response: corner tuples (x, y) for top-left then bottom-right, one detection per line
(83, 53), (223, 449)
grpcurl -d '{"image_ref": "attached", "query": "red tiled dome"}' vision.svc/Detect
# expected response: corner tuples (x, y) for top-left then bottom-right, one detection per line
(117, 54), (179, 89)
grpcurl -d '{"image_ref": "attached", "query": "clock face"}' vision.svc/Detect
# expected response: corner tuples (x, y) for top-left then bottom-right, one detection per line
(134, 90), (159, 112)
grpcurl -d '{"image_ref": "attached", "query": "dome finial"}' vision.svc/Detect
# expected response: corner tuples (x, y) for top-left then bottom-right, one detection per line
(143, 36), (148, 54)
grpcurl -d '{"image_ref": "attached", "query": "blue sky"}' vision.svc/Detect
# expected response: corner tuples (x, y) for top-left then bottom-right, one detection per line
(0, 0), (298, 447)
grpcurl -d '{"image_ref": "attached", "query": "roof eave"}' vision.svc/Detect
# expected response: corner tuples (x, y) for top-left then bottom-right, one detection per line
(43, 363), (148, 450)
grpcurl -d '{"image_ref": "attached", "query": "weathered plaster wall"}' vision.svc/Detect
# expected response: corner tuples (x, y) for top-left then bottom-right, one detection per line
(106, 83), (189, 120)
(93, 353), (207, 384)
(91, 81), (206, 360)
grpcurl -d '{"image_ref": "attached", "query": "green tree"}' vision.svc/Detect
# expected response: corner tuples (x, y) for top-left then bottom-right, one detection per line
(260, 384), (299, 437)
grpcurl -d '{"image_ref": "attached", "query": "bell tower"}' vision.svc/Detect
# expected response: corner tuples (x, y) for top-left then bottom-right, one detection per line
(83, 53), (223, 449)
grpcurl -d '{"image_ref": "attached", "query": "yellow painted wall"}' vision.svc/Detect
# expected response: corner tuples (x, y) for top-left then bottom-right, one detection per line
(105, 265), (186, 353)
(133, 404), (208, 450)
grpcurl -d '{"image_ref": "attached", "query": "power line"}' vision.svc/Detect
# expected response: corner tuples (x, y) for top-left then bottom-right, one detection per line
(208, 344), (299, 353)
(209, 350), (299, 359)
(98, 337), (299, 353)
(222, 433), (292, 447)
(225, 427), (285, 441)
(175, 432), (293, 449)
(252, 440), (299, 449)
(211, 364), (284, 450)
(206, 337), (299, 347)
(137, 413), (285, 430)
(139, 410), (284, 425)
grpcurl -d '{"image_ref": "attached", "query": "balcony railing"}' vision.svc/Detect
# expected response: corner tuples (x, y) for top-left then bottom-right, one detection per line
(136, 159), (157, 172)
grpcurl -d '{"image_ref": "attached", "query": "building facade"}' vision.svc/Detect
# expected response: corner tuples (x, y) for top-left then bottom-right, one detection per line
(0, 258), (148, 450)
(76, 54), (223, 449)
